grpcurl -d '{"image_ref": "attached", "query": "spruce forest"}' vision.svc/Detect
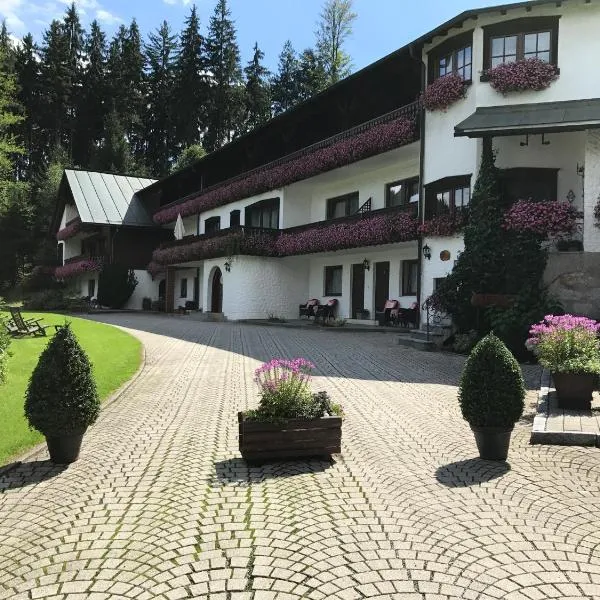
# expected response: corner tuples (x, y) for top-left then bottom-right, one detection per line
(0, 0), (357, 291)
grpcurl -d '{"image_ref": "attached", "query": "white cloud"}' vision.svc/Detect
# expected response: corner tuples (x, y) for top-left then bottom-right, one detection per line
(95, 7), (121, 25)
(0, 0), (25, 31)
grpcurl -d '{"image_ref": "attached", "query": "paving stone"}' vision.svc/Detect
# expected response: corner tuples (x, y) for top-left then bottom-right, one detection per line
(0, 315), (598, 600)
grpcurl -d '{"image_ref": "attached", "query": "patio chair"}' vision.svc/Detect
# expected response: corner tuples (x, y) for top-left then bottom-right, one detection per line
(314, 298), (338, 323)
(375, 300), (400, 326)
(299, 299), (320, 319)
(8, 307), (54, 337)
(397, 302), (419, 328)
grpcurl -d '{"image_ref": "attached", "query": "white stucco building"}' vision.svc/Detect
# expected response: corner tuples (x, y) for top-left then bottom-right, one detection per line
(53, 0), (600, 322)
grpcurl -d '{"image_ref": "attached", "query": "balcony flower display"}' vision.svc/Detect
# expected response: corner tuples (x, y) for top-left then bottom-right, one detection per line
(275, 211), (419, 256)
(150, 229), (278, 268)
(421, 73), (467, 112)
(527, 314), (600, 410)
(154, 116), (416, 224)
(503, 200), (578, 238)
(55, 257), (102, 280)
(486, 58), (559, 94)
(57, 217), (82, 241)
(418, 213), (468, 237)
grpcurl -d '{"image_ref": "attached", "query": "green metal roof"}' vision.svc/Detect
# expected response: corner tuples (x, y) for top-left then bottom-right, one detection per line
(64, 170), (157, 227)
(455, 99), (600, 138)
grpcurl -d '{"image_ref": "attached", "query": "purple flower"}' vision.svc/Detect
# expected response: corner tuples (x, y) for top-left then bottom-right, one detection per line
(57, 217), (82, 241)
(55, 258), (102, 280)
(418, 213), (468, 237)
(504, 200), (579, 238)
(421, 73), (467, 112)
(486, 58), (559, 94)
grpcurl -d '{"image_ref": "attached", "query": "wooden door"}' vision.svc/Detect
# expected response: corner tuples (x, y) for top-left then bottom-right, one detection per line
(351, 263), (365, 318)
(374, 261), (390, 313)
(211, 268), (223, 313)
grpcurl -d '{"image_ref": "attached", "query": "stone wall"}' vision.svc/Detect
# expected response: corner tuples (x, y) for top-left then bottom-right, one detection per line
(545, 252), (600, 318)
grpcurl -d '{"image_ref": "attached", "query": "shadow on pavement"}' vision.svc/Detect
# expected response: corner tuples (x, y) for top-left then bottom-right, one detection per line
(214, 456), (335, 484)
(0, 460), (67, 491)
(435, 458), (511, 488)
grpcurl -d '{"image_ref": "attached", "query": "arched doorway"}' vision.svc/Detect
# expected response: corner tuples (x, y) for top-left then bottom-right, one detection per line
(210, 267), (223, 313)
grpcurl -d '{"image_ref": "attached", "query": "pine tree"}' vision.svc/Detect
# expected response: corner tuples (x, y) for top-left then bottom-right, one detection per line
(243, 42), (271, 132)
(74, 20), (107, 168)
(204, 0), (244, 151)
(91, 110), (140, 175)
(172, 144), (206, 173)
(297, 48), (327, 101)
(173, 5), (208, 149)
(144, 20), (177, 177)
(271, 40), (299, 115)
(315, 0), (357, 85)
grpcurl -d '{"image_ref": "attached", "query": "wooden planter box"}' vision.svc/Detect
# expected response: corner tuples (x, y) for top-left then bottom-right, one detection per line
(238, 412), (342, 462)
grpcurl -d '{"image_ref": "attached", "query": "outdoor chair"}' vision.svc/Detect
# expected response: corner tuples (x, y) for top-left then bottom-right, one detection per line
(299, 299), (320, 319)
(375, 300), (400, 326)
(314, 299), (338, 323)
(397, 302), (419, 328)
(8, 307), (55, 337)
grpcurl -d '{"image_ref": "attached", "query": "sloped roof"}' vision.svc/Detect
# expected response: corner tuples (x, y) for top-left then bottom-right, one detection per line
(64, 170), (157, 227)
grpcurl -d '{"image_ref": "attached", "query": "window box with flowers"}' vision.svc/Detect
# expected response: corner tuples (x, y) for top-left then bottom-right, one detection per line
(421, 73), (468, 112)
(55, 257), (102, 280)
(418, 212), (468, 237)
(485, 58), (559, 94)
(503, 200), (579, 239)
(239, 358), (343, 461)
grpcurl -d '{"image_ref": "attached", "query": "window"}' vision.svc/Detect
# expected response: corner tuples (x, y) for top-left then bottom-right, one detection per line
(245, 198), (280, 229)
(230, 209), (240, 228)
(402, 260), (418, 296)
(428, 31), (473, 83)
(425, 175), (471, 219)
(326, 192), (359, 220)
(87, 279), (95, 298)
(180, 278), (188, 298)
(324, 265), (343, 296)
(483, 17), (559, 69)
(204, 216), (221, 234)
(386, 177), (419, 208)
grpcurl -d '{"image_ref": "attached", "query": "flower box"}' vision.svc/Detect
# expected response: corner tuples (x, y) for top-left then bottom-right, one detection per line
(238, 412), (342, 462)
(485, 58), (559, 94)
(421, 73), (467, 112)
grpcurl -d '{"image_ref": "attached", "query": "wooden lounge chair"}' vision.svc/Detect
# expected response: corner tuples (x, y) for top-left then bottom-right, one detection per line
(299, 299), (320, 319)
(8, 307), (54, 337)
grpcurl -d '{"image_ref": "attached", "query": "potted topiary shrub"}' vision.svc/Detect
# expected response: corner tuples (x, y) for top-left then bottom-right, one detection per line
(25, 323), (100, 464)
(527, 314), (600, 410)
(458, 333), (525, 461)
(238, 358), (343, 462)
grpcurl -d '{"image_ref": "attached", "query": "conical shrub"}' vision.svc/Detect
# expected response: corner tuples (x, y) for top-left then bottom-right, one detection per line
(458, 333), (525, 428)
(25, 323), (99, 436)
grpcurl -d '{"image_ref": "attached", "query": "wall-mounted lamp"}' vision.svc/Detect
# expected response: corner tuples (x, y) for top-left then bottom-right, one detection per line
(224, 260), (232, 273)
(362, 258), (370, 271)
(422, 244), (432, 261)
(577, 163), (585, 178)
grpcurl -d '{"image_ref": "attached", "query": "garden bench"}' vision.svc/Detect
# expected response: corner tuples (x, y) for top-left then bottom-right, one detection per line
(7, 307), (56, 337)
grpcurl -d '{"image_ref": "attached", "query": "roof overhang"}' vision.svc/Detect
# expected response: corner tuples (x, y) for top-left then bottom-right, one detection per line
(454, 99), (600, 138)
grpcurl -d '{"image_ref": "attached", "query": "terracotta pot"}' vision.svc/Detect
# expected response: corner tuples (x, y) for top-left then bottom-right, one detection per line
(552, 372), (596, 410)
(45, 431), (86, 464)
(470, 425), (513, 461)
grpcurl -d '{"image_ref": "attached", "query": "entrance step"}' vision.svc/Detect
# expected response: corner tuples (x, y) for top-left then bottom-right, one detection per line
(187, 312), (226, 322)
(396, 334), (437, 352)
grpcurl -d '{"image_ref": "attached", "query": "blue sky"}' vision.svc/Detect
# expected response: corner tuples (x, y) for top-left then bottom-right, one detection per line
(1, 0), (519, 71)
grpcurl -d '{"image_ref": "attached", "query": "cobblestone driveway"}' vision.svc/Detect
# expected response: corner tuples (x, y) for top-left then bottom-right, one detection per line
(1, 314), (600, 600)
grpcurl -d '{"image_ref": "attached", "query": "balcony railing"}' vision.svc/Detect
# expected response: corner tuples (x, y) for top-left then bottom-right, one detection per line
(150, 204), (419, 270)
(153, 100), (422, 225)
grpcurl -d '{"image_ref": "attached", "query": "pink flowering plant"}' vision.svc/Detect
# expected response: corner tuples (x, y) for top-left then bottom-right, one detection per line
(503, 200), (579, 238)
(418, 213), (468, 237)
(421, 73), (467, 112)
(56, 218), (82, 241)
(486, 58), (559, 94)
(55, 258), (102, 280)
(153, 116), (415, 224)
(245, 358), (342, 422)
(526, 314), (600, 374)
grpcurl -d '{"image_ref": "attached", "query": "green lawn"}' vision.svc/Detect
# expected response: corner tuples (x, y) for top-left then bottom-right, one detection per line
(0, 312), (142, 465)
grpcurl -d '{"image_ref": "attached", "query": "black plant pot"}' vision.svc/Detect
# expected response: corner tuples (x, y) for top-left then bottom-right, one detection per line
(45, 431), (85, 464)
(470, 425), (513, 461)
(552, 372), (595, 410)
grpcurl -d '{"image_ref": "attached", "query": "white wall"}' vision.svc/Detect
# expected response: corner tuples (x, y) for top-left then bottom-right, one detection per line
(173, 268), (198, 309)
(583, 130), (600, 253)
(67, 274), (98, 299)
(62, 236), (82, 261)
(202, 256), (309, 320)
(420, 236), (465, 309)
(124, 270), (160, 310)
(307, 243), (418, 319)
(59, 204), (79, 230)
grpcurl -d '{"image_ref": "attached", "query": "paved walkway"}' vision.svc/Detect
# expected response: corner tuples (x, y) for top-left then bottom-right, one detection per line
(1, 314), (600, 600)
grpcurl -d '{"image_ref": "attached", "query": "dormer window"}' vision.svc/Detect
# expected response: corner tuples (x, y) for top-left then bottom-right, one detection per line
(428, 31), (473, 84)
(483, 17), (559, 70)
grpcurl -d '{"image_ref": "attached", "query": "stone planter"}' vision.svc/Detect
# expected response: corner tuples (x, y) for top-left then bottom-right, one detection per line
(470, 425), (513, 461)
(552, 372), (596, 410)
(238, 413), (342, 462)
